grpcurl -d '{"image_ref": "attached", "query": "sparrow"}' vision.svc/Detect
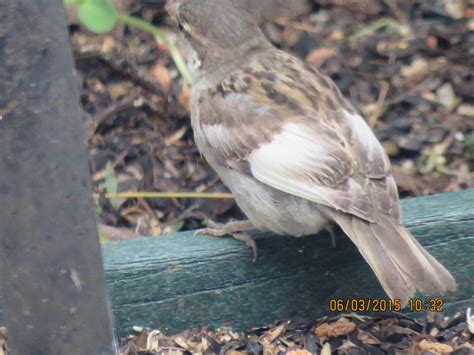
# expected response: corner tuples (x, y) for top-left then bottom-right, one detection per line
(166, 0), (457, 305)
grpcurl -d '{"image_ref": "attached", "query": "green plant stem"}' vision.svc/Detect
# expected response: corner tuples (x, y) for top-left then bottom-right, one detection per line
(94, 192), (234, 200)
(347, 17), (407, 42)
(116, 13), (192, 84)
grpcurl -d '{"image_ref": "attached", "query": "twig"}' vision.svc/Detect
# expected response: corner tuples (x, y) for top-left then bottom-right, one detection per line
(368, 81), (390, 128)
(94, 191), (234, 200)
(347, 17), (407, 43)
(98, 55), (167, 98)
(85, 94), (137, 141)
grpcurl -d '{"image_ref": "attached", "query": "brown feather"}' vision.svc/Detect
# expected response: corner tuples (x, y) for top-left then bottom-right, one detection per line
(324, 208), (457, 305)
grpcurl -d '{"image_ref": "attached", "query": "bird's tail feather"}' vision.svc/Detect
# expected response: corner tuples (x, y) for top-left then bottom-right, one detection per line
(326, 210), (457, 305)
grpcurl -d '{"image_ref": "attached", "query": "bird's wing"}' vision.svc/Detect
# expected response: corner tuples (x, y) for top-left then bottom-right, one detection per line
(196, 55), (401, 222)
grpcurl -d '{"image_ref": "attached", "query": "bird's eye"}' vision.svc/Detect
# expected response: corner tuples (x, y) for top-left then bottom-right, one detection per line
(178, 22), (186, 32)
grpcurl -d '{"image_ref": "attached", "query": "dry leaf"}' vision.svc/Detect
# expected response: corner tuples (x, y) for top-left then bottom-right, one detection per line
(417, 339), (454, 354)
(286, 350), (312, 355)
(305, 47), (337, 66)
(400, 57), (429, 78)
(178, 83), (191, 111)
(467, 308), (474, 334)
(173, 336), (191, 350)
(151, 64), (172, 95)
(357, 329), (381, 345)
(457, 104), (474, 117)
(165, 126), (188, 146)
(436, 83), (458, 110)
(261, 323), (287, 343)
(320, 342), (331, 355)
(315, 320), (356, 338)
(101, 35), (117, 54)
(108, 82), (132, 100)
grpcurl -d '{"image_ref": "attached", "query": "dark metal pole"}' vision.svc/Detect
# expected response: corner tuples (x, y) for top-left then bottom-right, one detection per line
(0, 1), (116, 354)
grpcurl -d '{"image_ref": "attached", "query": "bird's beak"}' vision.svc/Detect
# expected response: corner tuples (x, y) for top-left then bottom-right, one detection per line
(165, 0), (181, 19)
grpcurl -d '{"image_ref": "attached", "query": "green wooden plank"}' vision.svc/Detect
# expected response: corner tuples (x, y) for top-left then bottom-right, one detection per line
(103, 190), (474, 336)
(1, 191), (472, 336)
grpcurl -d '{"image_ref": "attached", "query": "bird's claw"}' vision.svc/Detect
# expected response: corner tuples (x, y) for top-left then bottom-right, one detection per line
(195, 220), (258, 262)
(233, 232), (258, 263)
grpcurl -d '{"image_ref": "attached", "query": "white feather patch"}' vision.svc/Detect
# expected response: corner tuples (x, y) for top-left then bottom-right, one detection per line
(248, 122), (334, 206)
(247, 121), (376, 220)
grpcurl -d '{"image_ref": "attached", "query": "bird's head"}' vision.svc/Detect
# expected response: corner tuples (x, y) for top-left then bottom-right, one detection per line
(166, 0), (268, 73)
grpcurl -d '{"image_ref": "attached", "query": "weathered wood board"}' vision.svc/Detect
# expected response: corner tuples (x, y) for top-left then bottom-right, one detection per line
(1, 190), (473, 337)
(104, 190), (474, 336)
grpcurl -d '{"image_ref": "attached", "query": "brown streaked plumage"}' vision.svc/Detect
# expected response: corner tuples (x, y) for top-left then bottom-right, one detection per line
(166, 0), (457, 305)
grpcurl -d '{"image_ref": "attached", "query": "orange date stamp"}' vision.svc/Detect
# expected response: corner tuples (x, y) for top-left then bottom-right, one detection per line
(329, 298), (402, 312)
(328, 298), (445, 313)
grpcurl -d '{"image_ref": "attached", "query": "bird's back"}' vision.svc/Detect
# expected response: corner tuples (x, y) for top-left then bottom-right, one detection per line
(193, 48), (402, 222)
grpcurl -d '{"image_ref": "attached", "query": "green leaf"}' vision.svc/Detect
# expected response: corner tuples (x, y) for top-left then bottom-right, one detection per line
(94, 198), (103, 215)
(167, 222), (184, 234)
(98, 227), (108, 244)
(103, 162), (127, 209)
(78, 0), (117, 34)
(104, 162), (118, 194)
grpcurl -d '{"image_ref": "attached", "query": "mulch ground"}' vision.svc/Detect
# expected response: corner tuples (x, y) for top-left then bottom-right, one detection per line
(119, 311), (473, 354)
(68, 0), (473, 240)
(1, 311), (473, 354)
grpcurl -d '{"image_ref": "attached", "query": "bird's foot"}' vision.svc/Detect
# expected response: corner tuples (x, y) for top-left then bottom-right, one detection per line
(195, 220), (257, 261)
(195, 219), (253, 236)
